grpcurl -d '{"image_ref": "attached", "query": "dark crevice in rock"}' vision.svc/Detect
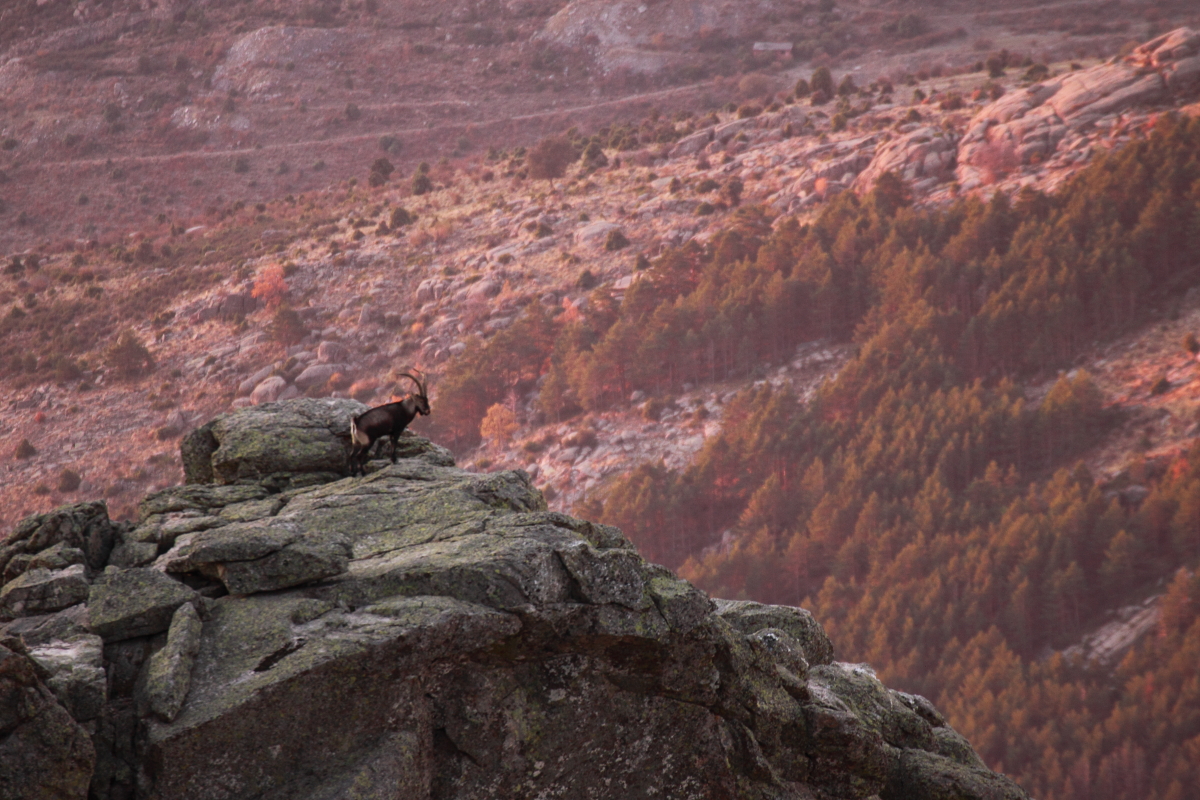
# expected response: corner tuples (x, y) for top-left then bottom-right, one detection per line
(432, 726), (480, 768)
(551, 550), (588, 605)
(253, 638), (307, 672)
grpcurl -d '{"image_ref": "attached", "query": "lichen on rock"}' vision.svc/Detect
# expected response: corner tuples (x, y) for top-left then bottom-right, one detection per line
(0, 399), (1030, 800)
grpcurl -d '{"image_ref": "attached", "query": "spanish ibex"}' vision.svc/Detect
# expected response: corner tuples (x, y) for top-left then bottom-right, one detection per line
(348, 370), (430, 476)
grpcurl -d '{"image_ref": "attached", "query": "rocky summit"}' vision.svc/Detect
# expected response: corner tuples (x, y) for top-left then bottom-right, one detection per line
(0, 399), (1027, 800)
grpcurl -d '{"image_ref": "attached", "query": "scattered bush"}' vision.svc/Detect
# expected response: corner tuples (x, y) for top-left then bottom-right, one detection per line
(233, 156), (251, 173)
(379, 134), (402, 154)
(1023, 63), (1049, 82)
(605, 229), (630, 251)
(581, 140), (608, 170)
(736, 104), (762, 119)
(270, 305), (307, 347)
(1183, 332), (1199, 355)
(723, 178), (743, 206)
(642, 397), (668, 421)
(837, 75), (857, 96)
(528, 135), (578, 183)
(576, 269), (598, 289)
(252, 264), (289, 310)
(793, 78), (811, 97)
(938, 92), (964, 111)
(368, 157), (394, 187)
(810, 66), (835, 98)
(831, 113), (848, 132)
(411, 162), (433, 196)
(390, 206), (415, 228)
(883, 13), (926, 38)
(105, 329), (154, 378)
(345, 102), (362, 121)
(738, 72), (772, 98)
(57, 469), (81, 492)
(51, 356), (82, 382)
(480, 403), (518, 444)
(695, 201), (715, 216)
(1150, 375), (1171, 396)
(13, 439), (36, 459)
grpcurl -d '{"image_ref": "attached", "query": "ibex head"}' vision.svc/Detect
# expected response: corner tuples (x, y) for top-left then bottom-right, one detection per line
(399, 369), (430, 416)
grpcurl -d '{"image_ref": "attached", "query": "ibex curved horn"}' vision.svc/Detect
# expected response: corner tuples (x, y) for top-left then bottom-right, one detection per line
(398, 369), (426, 397)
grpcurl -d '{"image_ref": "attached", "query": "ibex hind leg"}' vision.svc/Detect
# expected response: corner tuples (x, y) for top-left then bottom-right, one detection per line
(390, 434), (400, 464)
(349, 443), (368, 477)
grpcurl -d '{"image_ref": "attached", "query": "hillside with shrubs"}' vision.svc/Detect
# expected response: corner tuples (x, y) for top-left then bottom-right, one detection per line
(6, 8), (1200, 800)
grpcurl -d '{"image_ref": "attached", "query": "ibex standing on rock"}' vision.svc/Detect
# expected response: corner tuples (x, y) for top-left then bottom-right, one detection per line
(348, 371), (430, 476)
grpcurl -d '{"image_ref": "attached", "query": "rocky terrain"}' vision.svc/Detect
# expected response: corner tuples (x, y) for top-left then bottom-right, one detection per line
(0, 398), (1030, 800)
(1, 0), (1197, 252)
(8, 27), (1200, 539)
(4, 16), (1200, 800)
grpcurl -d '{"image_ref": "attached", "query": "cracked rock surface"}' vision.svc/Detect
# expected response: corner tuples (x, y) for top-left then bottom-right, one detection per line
(0, 400), (1028, 800)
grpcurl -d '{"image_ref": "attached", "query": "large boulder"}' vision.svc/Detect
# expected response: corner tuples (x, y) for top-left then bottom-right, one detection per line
(538, 0), (790, 73)
(249, 375), (288, 406)
(137, 603), (202, 723)
(0, 638), (95, 800)
(180, 398), (370, 488)
(715, 598), (835, 666)
(853, 126), (958, 195)
(86, 568), (197, 642)
(0, 501), (117, 582)
(27, 634), (107, 723)
(0, 565), (91, 620)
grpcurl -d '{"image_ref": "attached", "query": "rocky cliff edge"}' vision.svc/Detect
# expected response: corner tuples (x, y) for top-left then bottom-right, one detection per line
(0, 398), (1028, 800)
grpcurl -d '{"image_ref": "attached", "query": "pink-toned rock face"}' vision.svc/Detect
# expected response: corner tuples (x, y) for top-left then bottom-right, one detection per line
(957, 28), (1197, 189)
(1134, 28), (1200, 68)
(250, 375), (288, 405)
(853, 127), (957, 196)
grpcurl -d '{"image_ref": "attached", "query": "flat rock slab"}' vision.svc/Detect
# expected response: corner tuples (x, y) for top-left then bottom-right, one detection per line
(87, 568), (197, 642)
(139, 603), (203, 722)
(163, 520), (351, 595)
(0, 564), (90, 620)
(28, 634), (107, 722)
(181, 398), (369, 488)
(180, 399), (455, 491)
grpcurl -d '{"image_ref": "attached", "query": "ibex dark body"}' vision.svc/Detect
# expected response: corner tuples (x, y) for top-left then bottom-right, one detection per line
(348, 371), (430, 477)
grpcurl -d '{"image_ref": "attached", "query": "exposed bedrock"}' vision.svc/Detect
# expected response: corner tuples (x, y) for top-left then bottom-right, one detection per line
(956, 28), (1200, 190)
(1, 400), (1028, 800)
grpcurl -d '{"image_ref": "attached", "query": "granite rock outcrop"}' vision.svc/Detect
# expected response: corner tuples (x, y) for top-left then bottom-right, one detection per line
(957, 28), (1200, 189)
(0, 400), (1029, 800)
